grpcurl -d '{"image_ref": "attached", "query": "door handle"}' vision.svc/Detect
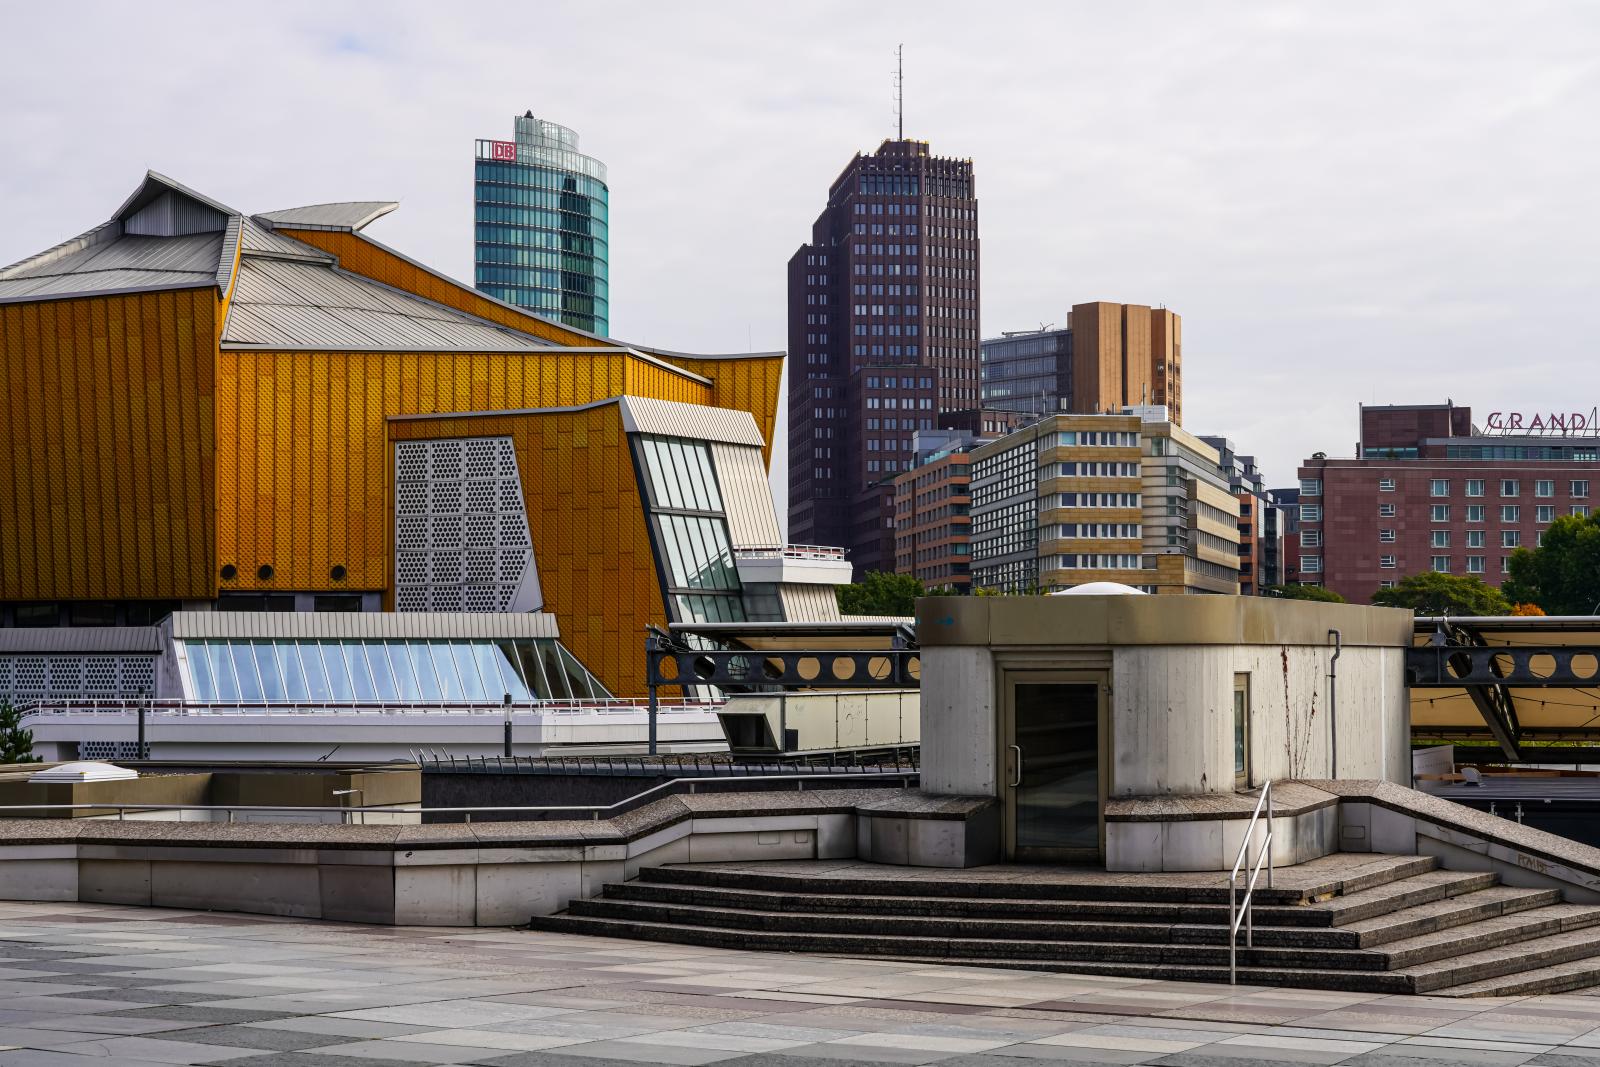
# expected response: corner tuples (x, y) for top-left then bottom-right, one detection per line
(1009, 744), (1022, 788)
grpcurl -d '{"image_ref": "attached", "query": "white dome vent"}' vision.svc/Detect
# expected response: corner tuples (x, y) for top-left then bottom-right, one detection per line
(1051, 581), (1149, 596)
(28, 762), (140, 784)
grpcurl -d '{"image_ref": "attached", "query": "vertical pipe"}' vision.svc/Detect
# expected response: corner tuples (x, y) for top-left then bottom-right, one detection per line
(1327, 630), (1342, 779)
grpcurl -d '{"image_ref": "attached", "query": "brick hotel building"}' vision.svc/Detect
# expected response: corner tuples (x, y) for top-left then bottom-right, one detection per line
(1295, 403), (1598, 602)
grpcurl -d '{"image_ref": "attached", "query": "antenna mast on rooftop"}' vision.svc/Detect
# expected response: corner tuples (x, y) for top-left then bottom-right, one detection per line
(894, 44), (904, 140)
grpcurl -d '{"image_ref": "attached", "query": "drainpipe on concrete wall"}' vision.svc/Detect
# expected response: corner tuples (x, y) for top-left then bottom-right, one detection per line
(1327, 629), (1342, 778)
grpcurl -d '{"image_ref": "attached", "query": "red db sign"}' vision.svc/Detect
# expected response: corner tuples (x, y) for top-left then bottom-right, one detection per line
(490, 141), (517, 161)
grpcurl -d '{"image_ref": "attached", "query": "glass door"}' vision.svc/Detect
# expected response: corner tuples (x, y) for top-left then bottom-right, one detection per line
(1003, 673), (1106, 862)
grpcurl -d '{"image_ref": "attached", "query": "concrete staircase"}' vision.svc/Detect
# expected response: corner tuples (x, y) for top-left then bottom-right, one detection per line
(528, 855), (1600, 996)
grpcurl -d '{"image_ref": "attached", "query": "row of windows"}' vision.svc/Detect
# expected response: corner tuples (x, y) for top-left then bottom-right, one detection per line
(1445, 445), (1600, 461)
(1051, 492), (1141, 508)
(853, 323), (921, 336)
(1049, 431), (1138, 448)
(475, 179), (606, 213)
(865, 375), (934, 389)
(1054, 462), (1141, 478)
(473, 204), (609, 241)
(851, 283), (925, 297)
(183, 638), (606, 705)
(474, 224), (606, 258)
(852, 223), (921, 236)
(1055, 554), (1143, 570)
(1430, 504), (1583, 522)
(852, 263), (923, 277)
(474, 162), (607, 200)
(863, 397), (933, 410)
(475, 279), (608, 312)
(849, 344), (921, 358)
(852, 244), (921, 257)
(1430, 478), (1588, 497)
(1049, 523), (1141, 539)
(852, 202), (920, 216)
(475, 245), (607, 271)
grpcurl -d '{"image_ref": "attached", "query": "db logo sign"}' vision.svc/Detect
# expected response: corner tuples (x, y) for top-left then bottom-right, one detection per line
(490, 141), (517, 161)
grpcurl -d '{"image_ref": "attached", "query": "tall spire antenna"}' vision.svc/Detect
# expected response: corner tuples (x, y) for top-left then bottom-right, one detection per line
(895, 44), (904, 140)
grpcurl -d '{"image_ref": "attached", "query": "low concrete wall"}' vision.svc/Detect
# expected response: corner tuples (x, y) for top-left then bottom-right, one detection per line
(0, 789), (997, 926)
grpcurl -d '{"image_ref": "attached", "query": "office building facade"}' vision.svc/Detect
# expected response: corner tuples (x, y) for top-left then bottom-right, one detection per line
(968, 409), (1238, 594)
(474, 111), (609, 334)
(787, 138), (979, 576)
(1296, 403), (1599, 601)
(1200, 436), (1287, 595)
(981, 304), (1183, 423)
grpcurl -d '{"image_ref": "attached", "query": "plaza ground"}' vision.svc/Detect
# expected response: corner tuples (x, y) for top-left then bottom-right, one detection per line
(0, 902), (1597, 1065)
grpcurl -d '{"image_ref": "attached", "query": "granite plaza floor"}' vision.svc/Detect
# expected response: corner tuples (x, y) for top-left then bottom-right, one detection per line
(1, 901), (1600, 1066)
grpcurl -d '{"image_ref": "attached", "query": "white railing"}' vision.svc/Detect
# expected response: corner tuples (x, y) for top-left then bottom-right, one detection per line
(16, 697), (723, 719)
(1228, 779), (1274, 985)
(734, 544), (848, 562)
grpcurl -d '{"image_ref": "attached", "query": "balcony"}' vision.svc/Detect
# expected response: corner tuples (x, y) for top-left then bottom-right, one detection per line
(733, 545), (853, 586)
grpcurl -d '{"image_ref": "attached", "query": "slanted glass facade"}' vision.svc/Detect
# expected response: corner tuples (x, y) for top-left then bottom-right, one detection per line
(474, 113), (609, 335)
(633, 434), (746, 625)
(179, 638), (609, 705)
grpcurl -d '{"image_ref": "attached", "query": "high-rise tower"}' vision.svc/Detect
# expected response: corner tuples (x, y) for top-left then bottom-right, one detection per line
(786, 139), (979, 575)
(474, 111), (609, 335)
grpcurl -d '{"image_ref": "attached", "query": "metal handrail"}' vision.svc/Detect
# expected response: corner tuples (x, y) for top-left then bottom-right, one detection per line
(0, 769), (919, 825)
(1227, 779), (1274, 985)
(15, 698), (722, 718)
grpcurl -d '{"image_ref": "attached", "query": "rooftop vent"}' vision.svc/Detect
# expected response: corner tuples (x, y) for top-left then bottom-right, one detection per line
(28, 762), (140, 784)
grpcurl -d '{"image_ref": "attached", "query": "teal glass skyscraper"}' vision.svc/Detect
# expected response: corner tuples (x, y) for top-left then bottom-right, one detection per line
(474, 111), (609, 335)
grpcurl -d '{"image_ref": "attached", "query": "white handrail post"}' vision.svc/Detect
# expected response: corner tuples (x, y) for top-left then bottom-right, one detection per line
(1266, 779), (1274, 889)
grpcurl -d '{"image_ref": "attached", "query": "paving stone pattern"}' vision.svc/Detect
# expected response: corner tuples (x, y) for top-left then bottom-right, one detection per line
(4, 900), (1600, 1066)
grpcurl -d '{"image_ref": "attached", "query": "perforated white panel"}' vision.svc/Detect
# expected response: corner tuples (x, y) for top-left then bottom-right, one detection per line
(393, 437), (540, 613)
(0, 655), (159, 703)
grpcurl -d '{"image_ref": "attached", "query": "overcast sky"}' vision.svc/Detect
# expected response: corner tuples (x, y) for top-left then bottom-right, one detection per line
(3, 2), (1597, 488)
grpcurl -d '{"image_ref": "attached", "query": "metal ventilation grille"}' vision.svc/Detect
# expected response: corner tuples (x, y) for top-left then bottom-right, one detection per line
(393, 437), (536, 613)
(0, 655), (159, 702)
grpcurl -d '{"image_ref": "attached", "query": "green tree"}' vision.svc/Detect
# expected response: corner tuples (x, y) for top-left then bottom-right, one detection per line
(1503, 513), (1600, 616)
(1265, 583), (1348, 603)
(836, 571), (925, 616)
(0, 702), (39, 764)
(1371, 572), (1511, 615)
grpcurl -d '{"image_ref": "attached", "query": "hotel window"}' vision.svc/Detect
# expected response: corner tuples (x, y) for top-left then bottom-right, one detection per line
(1430, 505), (1450, 521)
(1300, 530), (1322, 547)
(1430, 479), (1450, 496)
(1574, 480), (1591, 498)
(1537, 505), (1555, 523)
(1233, 674), (1251, 789)
(1536, 480), (1554, 498)
(1300, 556), (1322, 573)
(1502, 530), (1521, 548)
(1501, 505), (1520, 523)
(1379, 503), (1396, 517)
(1536, 531), (1545, 547)
(1380, 555), (1397, 569)
(1379, 529), (1396, 542)
(1465, 479), (1485, 497)
(1467, 556), (1485, 573)
(1380, 579), (1395, 589)
(1502, 556), (1513, 573)
(1299, 504), (1321, 522)
(1431, 556), (1450, 573)
(1466, 530), (1485, 548)
(1501, 479), (1520, 497)
(1576, 505), (1592, 518)
(1466, 505), (1485, 522)
(1299, 478), (1321, 496)
(1431, 530), (1450, 548)
(1379, 478), (1396, 491)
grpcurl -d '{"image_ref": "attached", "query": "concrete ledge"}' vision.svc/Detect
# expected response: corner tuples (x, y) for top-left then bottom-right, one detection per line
(0, 788), (987, 925)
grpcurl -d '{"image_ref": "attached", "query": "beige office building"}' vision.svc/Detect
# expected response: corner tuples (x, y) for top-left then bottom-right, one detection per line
(969, 408), (1239, 594)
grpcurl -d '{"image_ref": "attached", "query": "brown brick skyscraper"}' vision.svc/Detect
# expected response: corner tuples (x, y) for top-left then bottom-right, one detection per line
(787, 139), (979, 577)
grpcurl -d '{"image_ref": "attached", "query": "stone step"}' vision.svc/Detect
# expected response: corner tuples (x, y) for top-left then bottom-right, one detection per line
(1439, 955), (1600, 998)
(603, 869), (1510, 938)
(525, 913), (1419, 993)
(638, 854), (1439, 906)
(561, 895), (1598, 971)
(1396, 926), (1600, 994)
(1332, 885), (1563, 948)
(529, 911), (1600, 996)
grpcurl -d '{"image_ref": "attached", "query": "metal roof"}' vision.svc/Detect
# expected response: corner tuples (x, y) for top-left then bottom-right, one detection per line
(167, 611), (561, 640)
(0, 232), (225, 300)
(222, 255), (553, 351)
(620, 396), (764, 446)
(0, 627), (162, 655)
(239, 217), (333, 264)
(256, 201), (398, 232)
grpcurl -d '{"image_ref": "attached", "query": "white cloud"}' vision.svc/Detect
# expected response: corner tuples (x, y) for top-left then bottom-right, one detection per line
(2, 0), (1597, 486)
